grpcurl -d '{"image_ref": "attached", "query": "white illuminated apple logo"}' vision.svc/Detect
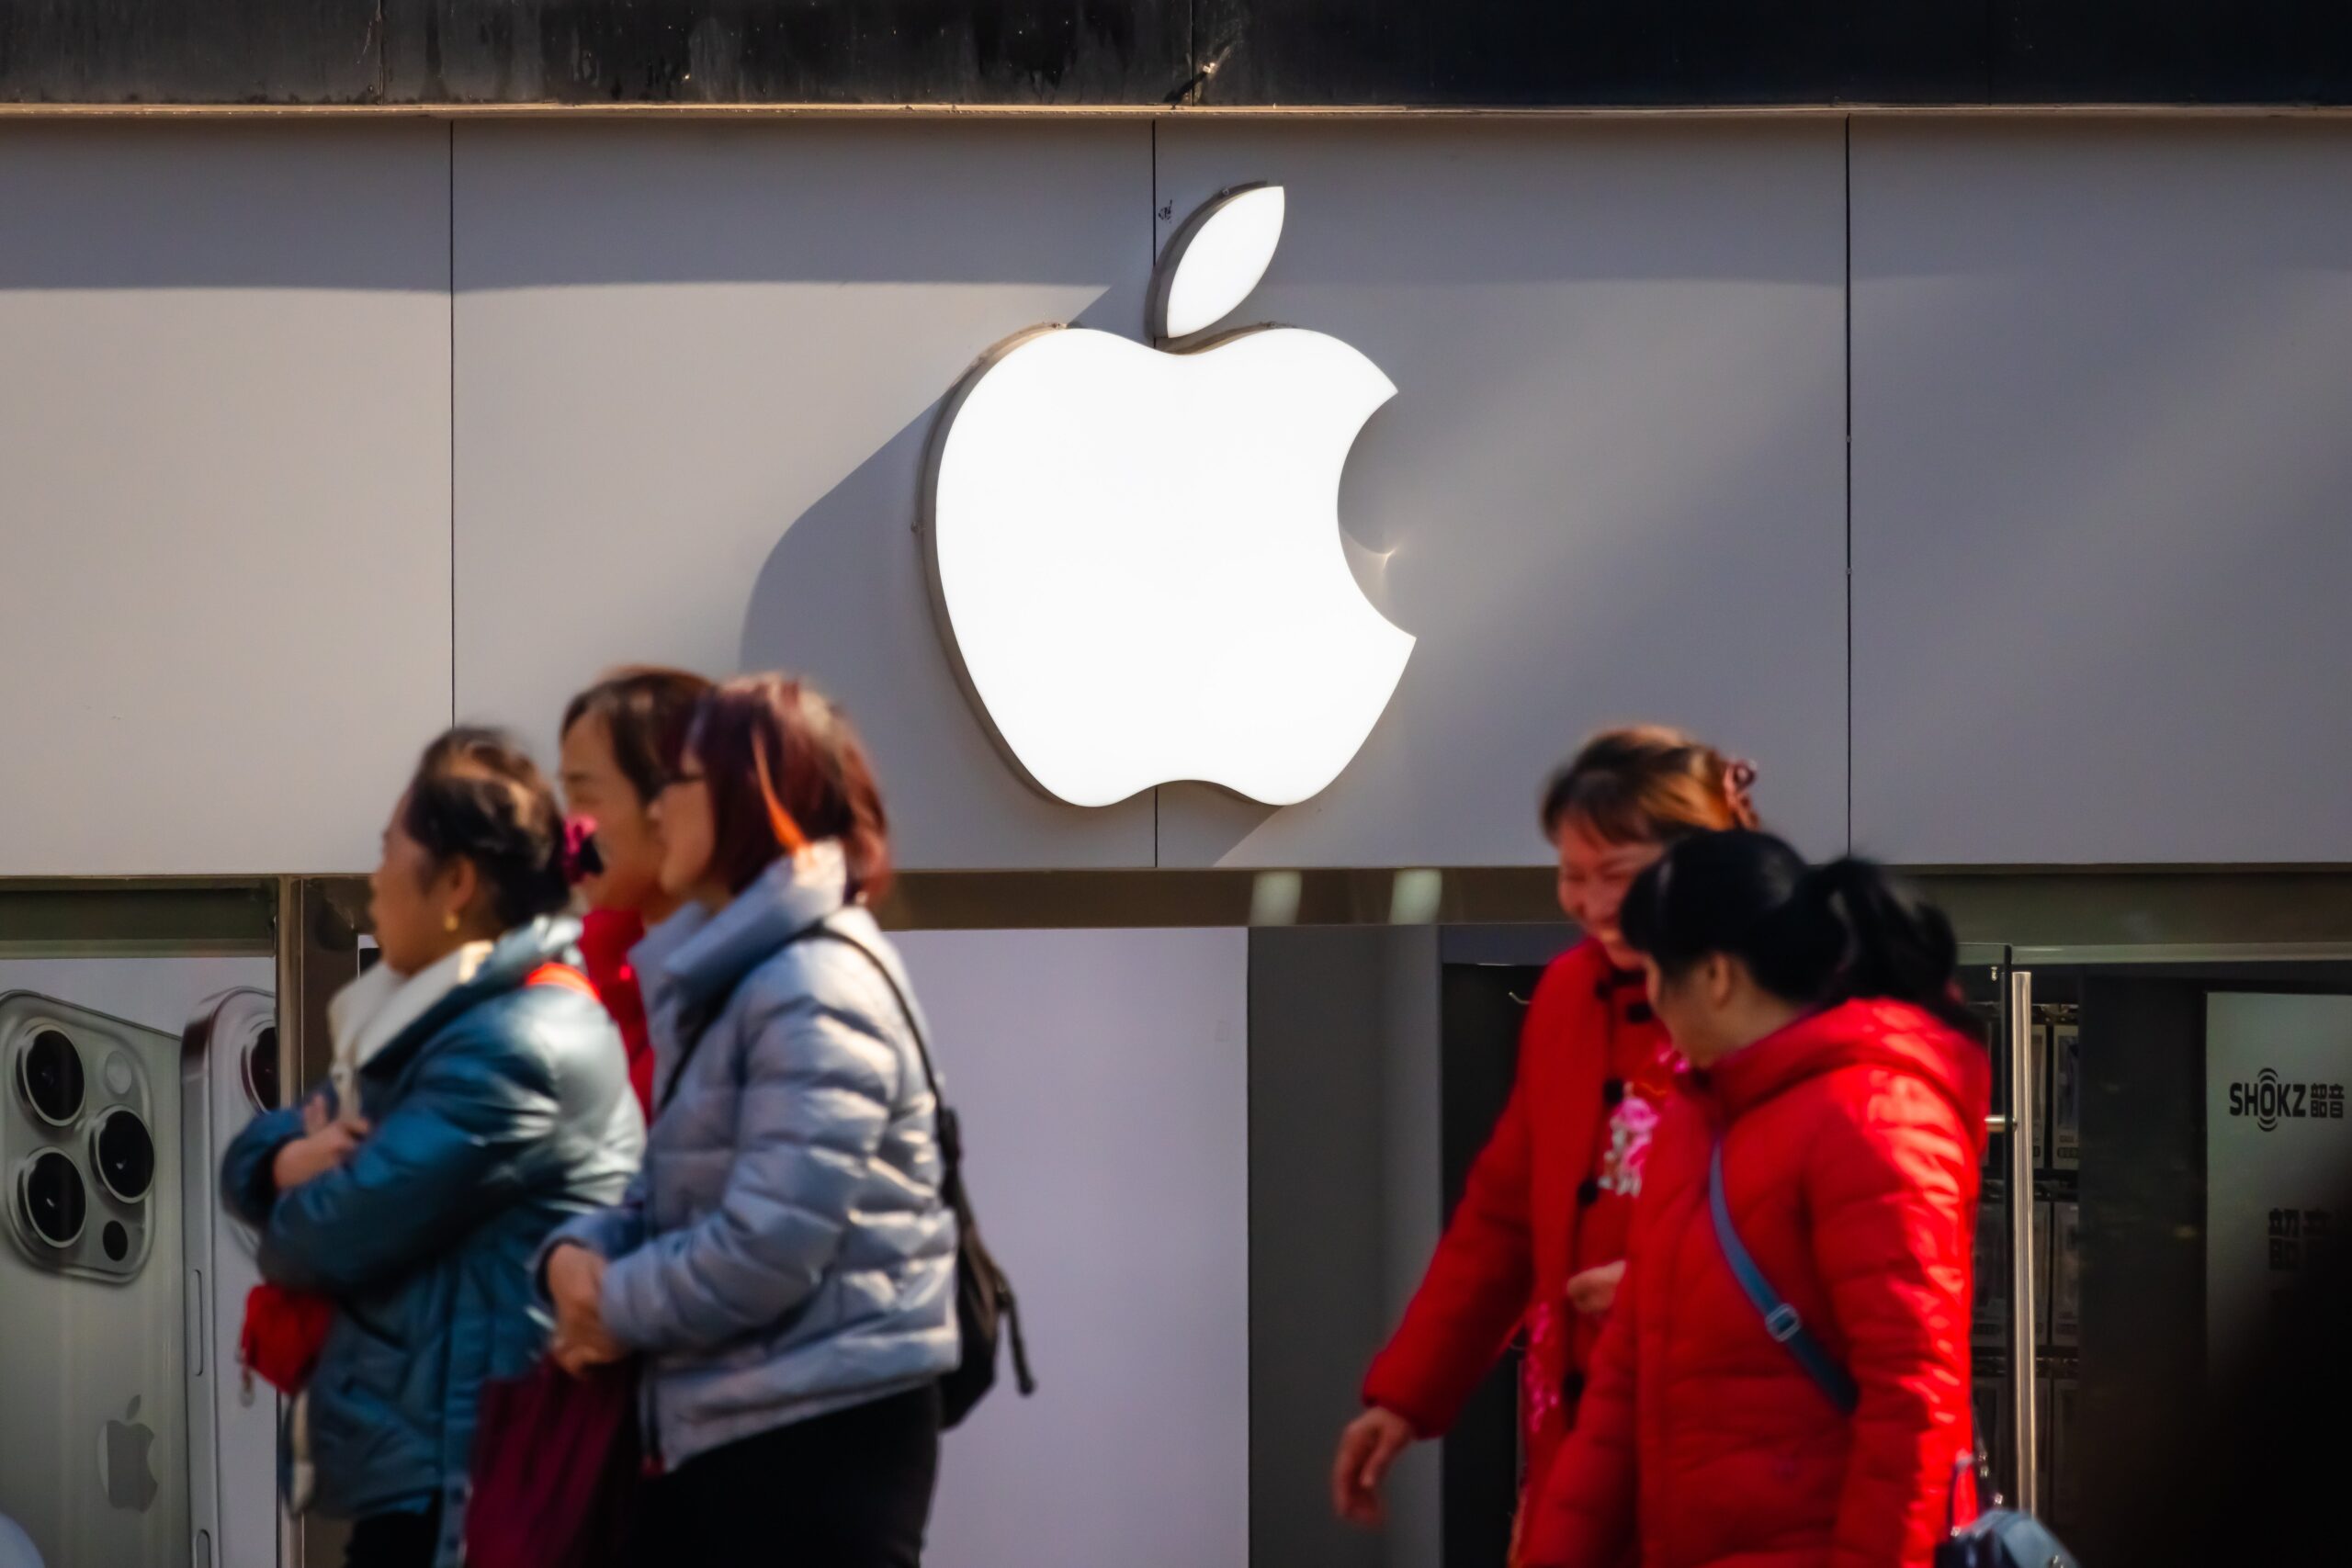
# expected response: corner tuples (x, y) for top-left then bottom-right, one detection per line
(922, 183), (1414, 808)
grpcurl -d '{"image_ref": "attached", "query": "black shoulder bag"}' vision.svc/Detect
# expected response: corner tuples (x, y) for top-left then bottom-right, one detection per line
(800, 923), (1037, 1428)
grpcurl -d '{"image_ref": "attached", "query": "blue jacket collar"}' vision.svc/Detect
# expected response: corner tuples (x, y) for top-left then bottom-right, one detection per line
(652, 841), (853, 1011)
(363, 914), (583, 1077)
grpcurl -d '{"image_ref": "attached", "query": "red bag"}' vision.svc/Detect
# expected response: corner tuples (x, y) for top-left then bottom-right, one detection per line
(239, 1282), (335, 1393)
(463, 1359), (640, 1568)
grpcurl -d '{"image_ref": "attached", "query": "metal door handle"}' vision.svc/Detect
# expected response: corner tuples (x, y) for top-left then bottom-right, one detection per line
(2007, 969), (2040, 1516)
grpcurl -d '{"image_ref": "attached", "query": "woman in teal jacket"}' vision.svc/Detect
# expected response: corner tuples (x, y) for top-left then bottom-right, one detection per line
(222, 728), (643, 1568)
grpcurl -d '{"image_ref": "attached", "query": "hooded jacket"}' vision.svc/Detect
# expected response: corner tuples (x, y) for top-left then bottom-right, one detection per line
(1522, 998), (1991, 1568)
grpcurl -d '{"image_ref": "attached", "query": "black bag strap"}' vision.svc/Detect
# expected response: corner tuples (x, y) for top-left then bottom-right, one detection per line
(652, 916), (942, 1139)
(658, 957), (759, 1112)
(650, 911), (1035, 1397)
(796, 923), (955, 1169)
(800, 923), (1037, 1399)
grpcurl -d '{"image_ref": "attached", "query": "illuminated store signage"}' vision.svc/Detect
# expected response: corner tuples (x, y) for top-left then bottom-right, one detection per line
(922, 184), (1415, 807)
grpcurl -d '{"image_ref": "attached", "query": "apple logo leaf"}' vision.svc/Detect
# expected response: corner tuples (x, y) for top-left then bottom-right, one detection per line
(126, 1396), (138, 1420)
(1149, 183), (1286, 344)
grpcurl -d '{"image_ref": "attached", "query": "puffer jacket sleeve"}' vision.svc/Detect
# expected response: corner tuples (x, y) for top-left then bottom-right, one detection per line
(255, 1021), (560, 1295)
(535, 1172), (650, 1303)
(1809, 1080), (1977, 1568)
(220, 1106), (304, 1227)
(1362, 1068), (1534, 1436)
(597, 971), (901, 1354)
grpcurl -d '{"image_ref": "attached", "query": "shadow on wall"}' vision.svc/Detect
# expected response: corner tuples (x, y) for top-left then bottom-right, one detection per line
(729, 158), (1326, 869)
(734, 371), (1179, 870)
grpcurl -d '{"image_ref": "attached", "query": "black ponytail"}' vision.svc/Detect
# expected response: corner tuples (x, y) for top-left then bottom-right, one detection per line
(1618, 829), (1973, 1033)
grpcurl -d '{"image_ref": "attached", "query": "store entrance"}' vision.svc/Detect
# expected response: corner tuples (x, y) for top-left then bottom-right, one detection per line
(1985, 952), (2352, 1563)
(1433, 936), (2352, 1567)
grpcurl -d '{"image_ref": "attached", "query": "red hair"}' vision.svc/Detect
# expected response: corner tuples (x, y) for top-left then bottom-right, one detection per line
(690, 674), (892, 900)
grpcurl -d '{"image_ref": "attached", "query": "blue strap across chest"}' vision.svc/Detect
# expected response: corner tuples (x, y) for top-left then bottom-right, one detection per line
(1706, 1141), (1860, 1415)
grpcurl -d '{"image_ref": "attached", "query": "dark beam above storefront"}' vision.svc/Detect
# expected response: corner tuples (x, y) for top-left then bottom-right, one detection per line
(2, 0), (2349, 107)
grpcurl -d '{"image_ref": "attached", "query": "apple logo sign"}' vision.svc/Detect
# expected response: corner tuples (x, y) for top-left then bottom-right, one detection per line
(96, 1395), (158, 1513)
(923, 183), (1415, 808)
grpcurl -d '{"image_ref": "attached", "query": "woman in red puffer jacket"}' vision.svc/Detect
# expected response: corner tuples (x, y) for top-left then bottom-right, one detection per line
(558, 666), (711, 1116)
(1336, 728), (1762, 1537)
(1522, 830), (1987, 1568)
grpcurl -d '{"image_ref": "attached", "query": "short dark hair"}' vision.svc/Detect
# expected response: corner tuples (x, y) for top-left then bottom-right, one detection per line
(560, 666), (713, 805)
(401, 727), (570, 931)
(692, 674), (892, 901)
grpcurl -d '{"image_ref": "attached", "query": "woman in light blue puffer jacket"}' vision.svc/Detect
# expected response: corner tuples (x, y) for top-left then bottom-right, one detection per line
(542, 675), (956, 1568)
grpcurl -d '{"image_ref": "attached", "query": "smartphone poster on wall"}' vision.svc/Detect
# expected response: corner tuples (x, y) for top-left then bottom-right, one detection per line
(2206, 992), (2352, 1381)
(0, 957), (274, 1568)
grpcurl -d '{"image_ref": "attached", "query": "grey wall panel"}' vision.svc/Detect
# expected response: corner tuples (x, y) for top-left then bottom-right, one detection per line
(1852, 122), (2352, 864)
(0, 126), (452, 875)
(451, 121), (1156, 869)
(1247, 926), (1441, 1568)
(893, 927), (1248, 1568)
(1150, 122), (1850, 868)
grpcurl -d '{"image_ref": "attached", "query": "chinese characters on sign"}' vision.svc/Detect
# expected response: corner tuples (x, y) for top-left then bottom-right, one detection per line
(2266, 1206), (2334, 1273)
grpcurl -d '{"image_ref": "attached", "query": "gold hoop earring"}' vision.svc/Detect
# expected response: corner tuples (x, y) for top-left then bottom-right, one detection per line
(443, 911), (461, 934)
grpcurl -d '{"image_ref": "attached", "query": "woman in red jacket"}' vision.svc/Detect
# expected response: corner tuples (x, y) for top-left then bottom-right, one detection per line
(557, 665), (711, 1117)
(1335, 728), (1760, 1532)
(1524, 829), (1987, 1568)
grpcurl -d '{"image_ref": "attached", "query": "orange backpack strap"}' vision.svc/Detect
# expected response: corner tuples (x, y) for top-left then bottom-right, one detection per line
(525, 962), (598, 1000)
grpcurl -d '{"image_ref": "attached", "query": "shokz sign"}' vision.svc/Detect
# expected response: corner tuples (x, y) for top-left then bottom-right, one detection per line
(2207, 992), (2352, 1378)
(921, 185), (1415, 808)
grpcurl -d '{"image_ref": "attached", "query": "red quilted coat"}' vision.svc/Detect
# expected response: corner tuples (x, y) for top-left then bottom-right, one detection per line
(578, 907), (654, 1118)
(1522, 998), (1989, 1568)
(1363, 940), (1674, 1496)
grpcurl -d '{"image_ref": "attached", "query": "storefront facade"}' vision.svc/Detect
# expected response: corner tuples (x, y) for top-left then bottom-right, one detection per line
(6, 94), (2352, 1568)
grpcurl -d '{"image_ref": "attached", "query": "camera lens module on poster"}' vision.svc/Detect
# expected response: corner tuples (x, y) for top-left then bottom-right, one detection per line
(17, 1029), (85, 1125)
(20, 1148), (88, 1248)
(91, 1110), (156, 1204)
(244, 1027), (280, 1113)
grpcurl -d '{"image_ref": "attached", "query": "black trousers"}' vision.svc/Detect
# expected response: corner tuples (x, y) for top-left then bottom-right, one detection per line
(343, 1502), (439, 1568)
(631, 1383), (943, 1568)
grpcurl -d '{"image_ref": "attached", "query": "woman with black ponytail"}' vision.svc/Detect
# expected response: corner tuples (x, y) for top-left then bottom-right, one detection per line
(1521, 831), (1990, 1568)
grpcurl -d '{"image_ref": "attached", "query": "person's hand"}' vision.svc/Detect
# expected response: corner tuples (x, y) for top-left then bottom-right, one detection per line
(1332, 1405), (1417, 1527)
(271, 1119), (368, 1190)
(1566, 1259), (1626, 1316)
(300, 1094), (333, 1136)
(548, 1245), (627, 1376)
